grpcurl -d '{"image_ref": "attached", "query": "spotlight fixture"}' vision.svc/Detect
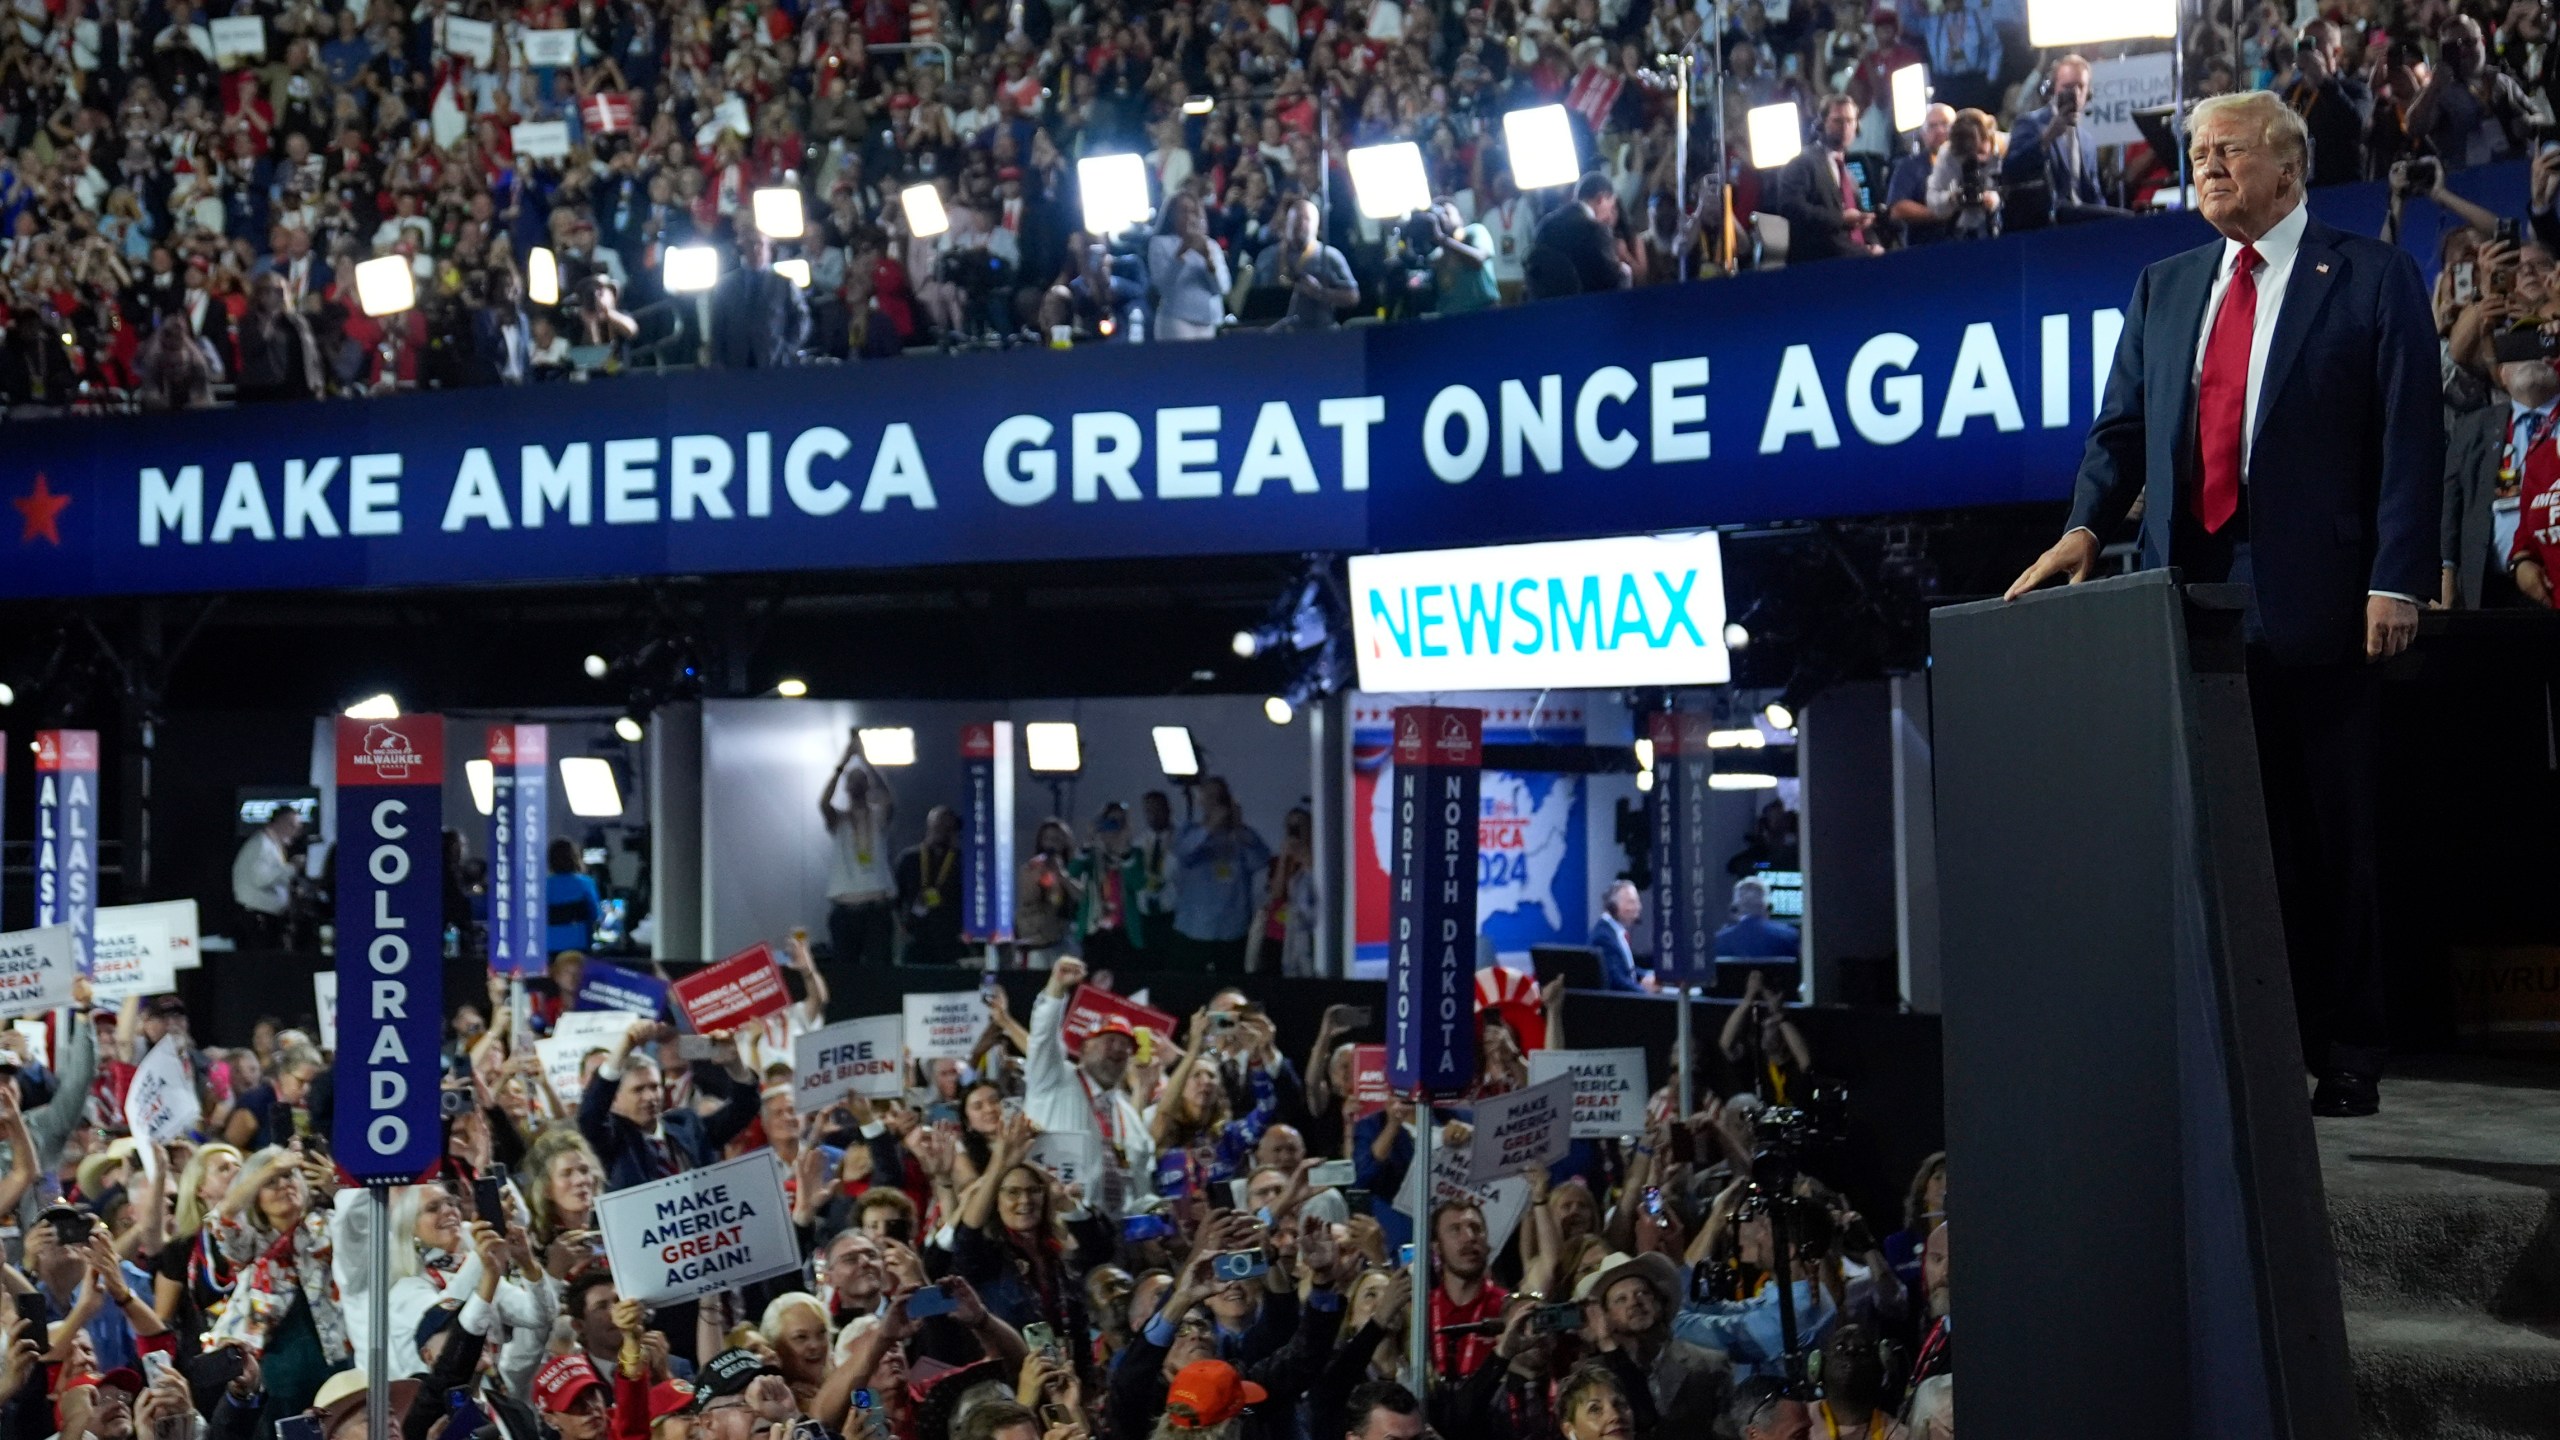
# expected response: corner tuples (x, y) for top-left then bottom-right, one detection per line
(1708, 772), (1782, 791)
(1763, 701), (1795, 732)
(1633, 737), (1655, 771)
(1153, 726), (1202, 778)
(775, 678), (809, 698)
(1890, 64), (1929, 134)
(1024, 722), (1083, 774)
(0, 682), (14, 706)
(1346, 141), (1432, 219)
(1636, 768), (1655, 793)
(858, 727), (918, 766)
(614, 715), (646, 743)
(583, 654), (610, 680)
(528, 246), (560, 305)
(343, 693), (400, 720)
(752, 186), (806, 239)
(1747, 103), (1804, 169)
(1723, 622), (1752, 650)
(354, 255), (416, 316)
(1263, 696), (1294, 726)
(1503, 104), (1580, 189)
(1707, 728), (1768, 750)
(901, 184), (950, 238)
(664, 244), (718, 293)
(1077, 153), (1153, 236)
(559, 756), (626, 817)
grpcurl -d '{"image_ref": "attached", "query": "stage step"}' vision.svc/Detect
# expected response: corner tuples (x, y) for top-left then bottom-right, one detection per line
(2320, 1060), (2560, 1440)
(2345, 1310), (2560, 1440)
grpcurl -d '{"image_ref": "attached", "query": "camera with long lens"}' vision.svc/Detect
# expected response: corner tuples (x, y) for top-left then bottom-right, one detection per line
(1956, 159), (1989, 208)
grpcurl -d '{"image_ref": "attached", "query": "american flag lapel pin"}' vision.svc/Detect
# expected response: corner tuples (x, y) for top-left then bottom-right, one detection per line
(2316, 262), (2331, 273)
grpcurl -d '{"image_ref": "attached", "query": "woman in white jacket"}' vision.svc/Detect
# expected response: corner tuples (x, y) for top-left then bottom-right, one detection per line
(330, 1180), (561, 1392)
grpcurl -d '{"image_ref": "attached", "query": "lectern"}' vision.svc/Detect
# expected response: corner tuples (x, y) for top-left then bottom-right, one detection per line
(1930, 572), (2354, 1440)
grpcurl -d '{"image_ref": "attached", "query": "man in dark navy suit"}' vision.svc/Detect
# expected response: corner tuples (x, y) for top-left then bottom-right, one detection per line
(2006, 91), (2442, 1118)
(1589, 879), (1649, 993)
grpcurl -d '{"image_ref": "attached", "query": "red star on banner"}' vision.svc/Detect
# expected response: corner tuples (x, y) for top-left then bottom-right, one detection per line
(14, 473), (71, 546)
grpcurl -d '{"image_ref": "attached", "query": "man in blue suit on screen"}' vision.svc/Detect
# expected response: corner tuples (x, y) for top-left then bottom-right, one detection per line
(2005, 91), (2442, 1119)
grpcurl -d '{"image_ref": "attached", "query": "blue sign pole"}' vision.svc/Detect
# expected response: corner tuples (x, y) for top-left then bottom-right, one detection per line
(486, 726), (520, 975)
(34, 731), (99, 974)
(959, 723), (1015, 964)
(1386, 706), (1481, 1099)
(334, 714), (445, 1184)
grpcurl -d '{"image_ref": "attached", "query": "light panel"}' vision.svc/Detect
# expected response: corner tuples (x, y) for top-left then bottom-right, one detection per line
(343, 693), (400, 719)
(354, 255), (416, 316)
(1747, 103), (1804, 169)
(2026, 0), (2173, 46)
(1347, 141), (1432, 219)
(1503, 105), (1580, 190)
(559, 756), (625, 817)
(1024, 721), (1082, 773)
(529, 246), (560, 305)
(902, 184), (950, 238)
(465, 758), (496, 816)
(1077, 153), (1153, 236)
(1891, 64), (1929, 134)
(1153, 726), (1201, 778)
(664, 245), (718, 293)
(858, 727), (917, 766)
(752, 186), (806, 238)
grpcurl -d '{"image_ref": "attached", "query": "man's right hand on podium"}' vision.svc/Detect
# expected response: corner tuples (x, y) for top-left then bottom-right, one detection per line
(2003, 529), (2101, 601)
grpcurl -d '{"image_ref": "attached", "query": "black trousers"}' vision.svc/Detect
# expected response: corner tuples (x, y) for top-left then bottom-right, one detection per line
(2177, 503), (2390, 1076)
(824, 898), (896, 1019)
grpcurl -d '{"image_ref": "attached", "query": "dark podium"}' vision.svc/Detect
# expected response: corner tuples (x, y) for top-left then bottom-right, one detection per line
(1930, 571), (2355, 1440)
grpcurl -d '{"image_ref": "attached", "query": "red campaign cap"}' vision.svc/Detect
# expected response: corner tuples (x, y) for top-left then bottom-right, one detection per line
(1092, 1016), (1139, 1041)
(648, 1380), (700, 1419)
(534, 1355), (608, 1413)
(1165, 1361), (1267, 1428)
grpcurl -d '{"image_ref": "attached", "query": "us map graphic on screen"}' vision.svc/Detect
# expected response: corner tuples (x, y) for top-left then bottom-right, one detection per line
(1352, 696), (1586, 971)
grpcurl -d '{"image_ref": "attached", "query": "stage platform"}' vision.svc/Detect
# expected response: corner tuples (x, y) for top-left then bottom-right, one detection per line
(2327, 1057), (2560, 1438)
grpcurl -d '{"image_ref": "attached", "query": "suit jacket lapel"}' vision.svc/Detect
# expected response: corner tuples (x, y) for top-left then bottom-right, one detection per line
(2254, 222), (2342, 453)
(2158, 244), (2219, 468)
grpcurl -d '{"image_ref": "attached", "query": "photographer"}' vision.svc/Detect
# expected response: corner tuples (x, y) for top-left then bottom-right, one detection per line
(568, 274), (640, 366)
(1924, 108), (2002, 239)
(1422, 196), (1498, 313)
(2003, 54), (2127, 223)
(2410, 14), (2533, 171)
(2381, 154), (2502, 249)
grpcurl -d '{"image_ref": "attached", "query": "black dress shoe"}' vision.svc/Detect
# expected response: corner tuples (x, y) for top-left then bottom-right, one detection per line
(2312, 1071), (2381, 1118)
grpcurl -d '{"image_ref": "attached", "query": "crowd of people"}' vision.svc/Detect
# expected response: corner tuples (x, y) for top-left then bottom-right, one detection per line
(4, 0), (2548, 409)
(0, 914), (1953, 1440)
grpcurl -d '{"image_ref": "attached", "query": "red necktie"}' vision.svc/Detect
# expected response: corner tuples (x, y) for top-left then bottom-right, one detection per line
(2196, 244), (2261, 535)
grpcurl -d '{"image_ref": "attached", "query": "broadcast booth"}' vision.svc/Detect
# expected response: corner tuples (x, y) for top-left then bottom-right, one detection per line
(3, 155), (2554, 1437)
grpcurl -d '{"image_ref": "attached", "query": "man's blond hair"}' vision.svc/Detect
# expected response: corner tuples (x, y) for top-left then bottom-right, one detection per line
(2191, 90), (2311, 189)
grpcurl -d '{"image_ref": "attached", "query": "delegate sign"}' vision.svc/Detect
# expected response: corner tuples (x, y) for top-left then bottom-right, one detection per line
(903, 992), (983, 1063)
(1348, 532), (1729, 693)
(792, 1016), (902, 1111)
(1526, 1048), (1648, 1138)
(1468, 1075), (1571, 1183)
(0, 925), (76, 1018)
(599, 1150), (800, 1303)
(332, 714), (445, 1183)
(672, 945), (791, 1033)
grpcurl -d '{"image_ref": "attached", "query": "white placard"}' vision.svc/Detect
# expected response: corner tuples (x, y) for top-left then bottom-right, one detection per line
(1348, 532), (1730, 693)
(0, 925), (78, 1019)
(1467, 1075), (1571, 1184)
(125, 1035), (202, 1178)
(1395, 1128), (1532, 1258)
(442, 15), (495, 64)
(2084, 52), (2175, 147)
(118, 900), (202, 971)
(523, 27), (578, 65)
(12, 1019), (50, 1068)
(598, 1149), (801, 1303)
(902, 992), (982, 1064)
(792, 1016), (902, 1111)
(1527, 1047), (1648, 1138)
(209, 15), (266, 59)
(91, 906), (176, 1001)
(538, 1009), (637, 1105)
(510, 120), (571, 159)
(313, 971), (337, 1052)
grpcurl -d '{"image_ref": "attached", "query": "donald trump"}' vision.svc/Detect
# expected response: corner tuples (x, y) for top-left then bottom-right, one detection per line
(2005, 91), (2442, 1118)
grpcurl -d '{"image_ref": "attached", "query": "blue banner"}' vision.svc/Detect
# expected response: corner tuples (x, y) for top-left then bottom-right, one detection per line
(334, 713), (445, 1184)
(1387, 706), (1480, 1098)
(34, 731), (99, 974)
(487, 727), (521, 976)
(959, 723), (1013, 945)
(0, 168), (2524, 601)
(576, 959), (669, 1017)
